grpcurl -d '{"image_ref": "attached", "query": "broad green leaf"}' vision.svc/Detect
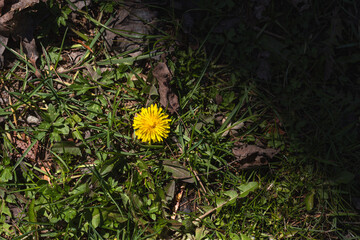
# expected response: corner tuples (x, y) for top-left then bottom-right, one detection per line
(224, 190), (239, 205)
(0, 199), (12, 216)
(50, 132), (61, 142)
(216, 197), (227, 208)
(163, 160), (194, 183)
(64, 208), (77, 222)
(0, 167), (13, 182)
(305, 189), (315, 212)
(120, 193), (130, 206)
(87, 103), (103, 118)
(72, 129), (83, 140)
(57, 125), (70, 135)
(47, 104), (59, 122)
(107, 212), (128, 223)
(92, 208), (101, 228)
(229, 233), (241, 240)
(237, 182), (259, 198)
(149, 85), (158, 96)
(70, 183), (89, 195)
(100, 161), (115, 175)
(29, 199), (36, 223)
(54, 117), (65, 126)
(39, 122), (51, 130)
(223, 190), (238, 199)
(72, 114), (82, 123)
(164, 180), (175, 202)
(52, 141), (81, 156)
(240, 233), (252, 240)
(201, 205), (213, 213)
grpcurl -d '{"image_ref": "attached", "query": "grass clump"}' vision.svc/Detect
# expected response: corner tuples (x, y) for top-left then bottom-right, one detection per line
(0, 0), (359, 239)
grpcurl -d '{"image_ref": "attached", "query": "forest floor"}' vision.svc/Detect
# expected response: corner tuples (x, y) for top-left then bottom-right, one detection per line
(0, 0), (359, 239)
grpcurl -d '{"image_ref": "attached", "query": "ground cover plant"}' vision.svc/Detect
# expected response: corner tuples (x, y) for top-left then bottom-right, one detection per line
(0, 0), (359, 239)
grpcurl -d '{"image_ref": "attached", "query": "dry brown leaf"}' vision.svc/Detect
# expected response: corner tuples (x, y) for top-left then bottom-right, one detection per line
(40, 166), (51, 184)
(0, 34), (8, 67)
(10, 0), (39, 12)
(103, 8), (130, 49)
(69, 0), (91, 11)
(232, 142), (279, 169)
(104, 2), (156, 56)
(152, 62), (179, 114)
(0, 0), (39, 67)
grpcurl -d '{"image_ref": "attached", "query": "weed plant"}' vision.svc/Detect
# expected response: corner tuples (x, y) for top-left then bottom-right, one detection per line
(0, 0), (359, 239)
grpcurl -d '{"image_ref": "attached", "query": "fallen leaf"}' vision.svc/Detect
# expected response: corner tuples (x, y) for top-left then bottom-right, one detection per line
(69, 0), (91, 11)
(40, 166), (51, 184)
(104, 3), (156, 57)
(221, 118), (245, 137)
(10, 0), (39, 12)
(0, 0), (39, 67)
(0, 35), (8, 67)
(152, 62), (179, 114)
(232, 142), (279, 169)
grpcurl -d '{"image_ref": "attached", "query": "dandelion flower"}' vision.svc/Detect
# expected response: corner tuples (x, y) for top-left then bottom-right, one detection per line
(133, 104), (171, 143)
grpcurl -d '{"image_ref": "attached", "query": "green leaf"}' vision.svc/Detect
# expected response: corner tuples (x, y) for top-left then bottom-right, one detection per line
(29, 199), (36, 223)
(50, 132), (61, 142)
(163, 160), (194, 183)
(164, 180), (175, 202)
(70, 83), (95, 95)
(53, 117), (65, 126)
(216, 197), (227, 208)
(0, 199), (12, 216)
(229, 233), (241, 240)
(223, 190), (238, 199)
(39, 122), (51, 130)
(100, 161), (115, 176)
(149, 85), (158, 96)
(240, 233), (252, 240)
(0, 107), (12, 116)
(87, 103), (103, 118)
(70, 183), (89, 195)
(107, 212), (128, 223)
(57, 125), (70, 135)
(96, 52), (164, 66)
(305, 190), (315, 212)
(52, 141), (82, 156)
(0, 167), (13, 182)
(92, 208), (101, 228)
(195, 225), (209, 240)
(47, 104), (59, 122)
(237, 182), (259, 198)
(63, 208), (77, 223)
(72, 129), (83, 140)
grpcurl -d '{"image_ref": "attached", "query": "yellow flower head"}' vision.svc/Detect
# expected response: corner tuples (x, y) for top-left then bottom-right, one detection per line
(133, 104), (171, 143)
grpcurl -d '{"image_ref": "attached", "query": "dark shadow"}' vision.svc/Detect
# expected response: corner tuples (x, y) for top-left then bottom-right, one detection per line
(154, 0), (360, 211)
